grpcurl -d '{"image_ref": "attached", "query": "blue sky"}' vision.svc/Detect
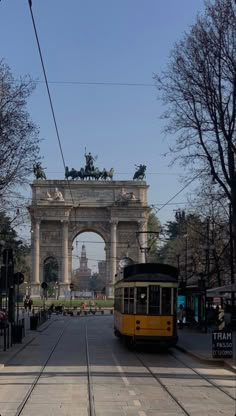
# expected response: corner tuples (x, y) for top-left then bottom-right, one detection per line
(0, 0), (206, 270)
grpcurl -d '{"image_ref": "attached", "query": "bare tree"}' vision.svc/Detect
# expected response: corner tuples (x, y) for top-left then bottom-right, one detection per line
(0, 60), (40, 198)
(154, 0), (236, 258)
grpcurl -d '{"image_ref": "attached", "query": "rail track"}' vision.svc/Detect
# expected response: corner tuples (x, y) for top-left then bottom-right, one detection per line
(13, 319), (96, 416)
(134, 349), (235, 416)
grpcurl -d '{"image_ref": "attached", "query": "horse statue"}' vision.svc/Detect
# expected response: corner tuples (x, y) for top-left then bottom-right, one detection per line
(65, 166), (84, 180)
(33, 162), (47, 180)
(133, 164), (146, 180)
(100, 168), (114, 180)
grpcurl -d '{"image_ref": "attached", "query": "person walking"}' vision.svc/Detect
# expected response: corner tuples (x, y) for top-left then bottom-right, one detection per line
(178, 304), (184, 329)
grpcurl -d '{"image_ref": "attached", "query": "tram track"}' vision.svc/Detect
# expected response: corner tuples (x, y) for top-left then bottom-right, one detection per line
(134, 352), (192, 416)
(134, 349), (235, 416)
(4, 316), (98, 416)
(6, 316), (97, 416)
(14, 320), (70, 416)
(85, 323), (96, 416)
(170, 350), (236, 401)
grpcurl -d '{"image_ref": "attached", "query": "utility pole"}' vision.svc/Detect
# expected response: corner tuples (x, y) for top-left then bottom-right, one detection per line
(229, 203), (235, 317)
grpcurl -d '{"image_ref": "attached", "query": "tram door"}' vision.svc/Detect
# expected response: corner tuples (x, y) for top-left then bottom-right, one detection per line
(134, 286), (162, 336)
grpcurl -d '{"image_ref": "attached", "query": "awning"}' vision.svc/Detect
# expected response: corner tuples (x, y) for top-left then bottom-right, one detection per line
(206, 283), (236, 297)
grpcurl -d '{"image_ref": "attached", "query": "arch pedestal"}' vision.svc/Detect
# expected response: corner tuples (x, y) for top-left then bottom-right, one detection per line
(28, 180), (151, 299)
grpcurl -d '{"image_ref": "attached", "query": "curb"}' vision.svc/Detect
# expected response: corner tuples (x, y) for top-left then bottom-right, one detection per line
(174, 345), (236, 374)
(0, 318), (55, 369)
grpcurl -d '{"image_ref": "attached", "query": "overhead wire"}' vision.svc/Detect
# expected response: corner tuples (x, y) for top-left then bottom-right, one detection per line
(36, 80), (155, 88)
(26, 1), (207, 269)
(27, 0), (75, 206)
(155, 170), (205, 214)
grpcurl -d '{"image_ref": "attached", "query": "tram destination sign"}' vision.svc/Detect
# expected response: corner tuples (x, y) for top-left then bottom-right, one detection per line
(212, 330), (233, 358)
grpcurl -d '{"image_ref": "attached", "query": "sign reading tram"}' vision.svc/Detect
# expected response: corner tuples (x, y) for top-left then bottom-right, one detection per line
(212, 331), (233, 358)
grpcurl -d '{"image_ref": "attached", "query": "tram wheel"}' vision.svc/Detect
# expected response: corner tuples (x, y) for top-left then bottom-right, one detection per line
(114, 329), (121, 338)
(123, 336), (136, 349)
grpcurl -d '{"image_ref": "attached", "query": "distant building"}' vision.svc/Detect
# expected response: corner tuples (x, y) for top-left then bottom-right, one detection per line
(73, 244), (91, 291)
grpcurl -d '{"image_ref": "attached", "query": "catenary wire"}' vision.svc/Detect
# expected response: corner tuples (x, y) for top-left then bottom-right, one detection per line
(27, 0), (75, 206)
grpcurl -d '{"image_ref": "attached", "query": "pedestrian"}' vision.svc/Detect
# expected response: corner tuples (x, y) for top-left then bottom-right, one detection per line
(28, 298), (33, 312)
(178, 304), (184, 329)
(24, 298), (28, 311)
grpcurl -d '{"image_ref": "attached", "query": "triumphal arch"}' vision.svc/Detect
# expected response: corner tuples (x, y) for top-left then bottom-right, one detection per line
(28, 171), (151, 298)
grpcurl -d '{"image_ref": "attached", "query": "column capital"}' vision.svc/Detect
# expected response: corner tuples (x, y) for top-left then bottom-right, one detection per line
(110, 220), (118, 226)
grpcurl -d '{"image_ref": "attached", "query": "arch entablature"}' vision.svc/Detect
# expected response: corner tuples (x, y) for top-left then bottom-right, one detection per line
(28, 180), (151, 298)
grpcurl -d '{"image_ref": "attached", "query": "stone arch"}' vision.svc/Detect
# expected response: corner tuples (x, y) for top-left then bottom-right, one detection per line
(43, 256), (59, 282)
(28, 180), (151, 298)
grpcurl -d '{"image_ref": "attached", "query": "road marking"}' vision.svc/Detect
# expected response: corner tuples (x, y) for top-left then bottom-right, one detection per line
(112, 353), (130, 386)
(133, 399), (141, 406)
(129, 390), (136, 396)
(138, 411), (147, 416)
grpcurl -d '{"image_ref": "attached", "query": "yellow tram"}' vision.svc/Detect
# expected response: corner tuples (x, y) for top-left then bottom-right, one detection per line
(114, 263), (178, 347)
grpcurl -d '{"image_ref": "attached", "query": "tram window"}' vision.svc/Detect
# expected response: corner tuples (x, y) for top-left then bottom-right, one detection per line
(124, 288), (134, 314)
(129, 287), (134, 313)
(173, 288), (177, 314)
(162, 288), (172, 315)
(115, 288), (122, 312)
(124, 288), (129, 313)
(136, 287), (147, 314)
(149, 286), (160, 315)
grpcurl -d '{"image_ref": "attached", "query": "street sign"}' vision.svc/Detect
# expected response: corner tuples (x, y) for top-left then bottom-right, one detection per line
(212, 330), (233, 358)
(41, 282), (48, 290)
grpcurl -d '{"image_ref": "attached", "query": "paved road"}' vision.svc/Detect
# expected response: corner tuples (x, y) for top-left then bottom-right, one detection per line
(0, 315), (235, 416)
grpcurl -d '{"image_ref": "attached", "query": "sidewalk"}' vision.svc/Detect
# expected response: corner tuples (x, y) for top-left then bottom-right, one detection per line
(176, 326), (236, 373)
(0, 311), (52, 369)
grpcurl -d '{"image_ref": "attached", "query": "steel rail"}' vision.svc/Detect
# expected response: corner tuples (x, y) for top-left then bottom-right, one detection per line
(85, 324), (96, 416)
(14, 320), (70, 416)
(170, 351), (236, 402)
(135, 352), (192, 416)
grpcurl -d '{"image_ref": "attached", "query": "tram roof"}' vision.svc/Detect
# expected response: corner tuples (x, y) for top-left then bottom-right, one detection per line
(116, 273), (178, 284)
(123, 263), (178, 280)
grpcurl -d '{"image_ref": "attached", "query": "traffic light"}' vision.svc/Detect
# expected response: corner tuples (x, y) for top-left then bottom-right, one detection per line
(2, 248), (13, 265)
(70, 283), (74, 290)
(41, 282), (48, 290)
(14, 272), (24, 285)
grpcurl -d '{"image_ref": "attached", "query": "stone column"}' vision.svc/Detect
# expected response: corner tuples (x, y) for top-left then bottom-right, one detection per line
(110, 221), (117, 283)
(31, 219), (41, 297)
(138, 220), (147, 263)
(61, 220), (69, 284)
(107, 221), (117, 298)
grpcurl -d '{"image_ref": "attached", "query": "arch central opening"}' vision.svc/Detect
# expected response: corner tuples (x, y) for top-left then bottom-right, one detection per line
(72, 232), (106, 296)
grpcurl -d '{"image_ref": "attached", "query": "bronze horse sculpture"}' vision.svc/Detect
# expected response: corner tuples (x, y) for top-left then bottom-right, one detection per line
(65, 166), (114, 181)
(133, 164), (146, 180)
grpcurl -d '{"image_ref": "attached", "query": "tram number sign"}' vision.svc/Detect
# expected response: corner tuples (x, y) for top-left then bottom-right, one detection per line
(212, 330), (233, 358)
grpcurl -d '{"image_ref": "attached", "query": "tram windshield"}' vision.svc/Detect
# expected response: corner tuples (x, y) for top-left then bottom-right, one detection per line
(136, 287), (147, 314)
(149, 285), (160, 315)
(161, 287), (172, 315)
